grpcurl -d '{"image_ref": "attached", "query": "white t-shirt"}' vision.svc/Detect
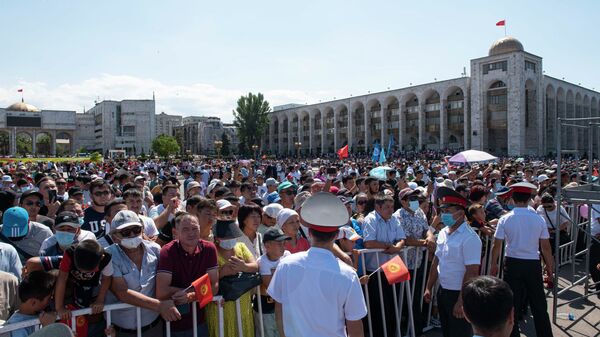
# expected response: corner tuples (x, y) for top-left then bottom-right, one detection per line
(535, 204), (571, 230)
(495, 207), (550, 260)
(257, 250), (290, 276)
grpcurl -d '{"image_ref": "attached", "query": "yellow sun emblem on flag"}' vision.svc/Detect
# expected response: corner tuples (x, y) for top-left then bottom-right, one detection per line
(200, 284), (208, 296)
(388, 263), (400, 273)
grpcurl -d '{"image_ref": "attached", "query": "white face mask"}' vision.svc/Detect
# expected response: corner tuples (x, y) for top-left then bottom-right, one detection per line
(120, 236), (143, 249)
(218, 238), (237, 250)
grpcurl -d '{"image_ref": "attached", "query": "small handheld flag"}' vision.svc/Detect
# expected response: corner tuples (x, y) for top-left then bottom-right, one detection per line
(381, 255), (410, 284)
(337, 145), (349, 160)
(191, 274), (213, 308)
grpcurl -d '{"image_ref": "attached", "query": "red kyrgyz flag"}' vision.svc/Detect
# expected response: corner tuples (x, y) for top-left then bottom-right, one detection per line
(496, 20), (506, 26)
(192, 274), (213, 308)
(17, 89), (23, 92)
(381, 255), (410, 284)
(337, 145), (349, 160)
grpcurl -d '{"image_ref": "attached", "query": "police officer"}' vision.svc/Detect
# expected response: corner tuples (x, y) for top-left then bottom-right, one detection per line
(267, 192), (367, 337)
(490, 182), (554, 337)
(424, 186), (482, 337)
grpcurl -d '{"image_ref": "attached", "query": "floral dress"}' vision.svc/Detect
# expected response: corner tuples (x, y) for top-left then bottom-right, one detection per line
(205, 242), (255, 337)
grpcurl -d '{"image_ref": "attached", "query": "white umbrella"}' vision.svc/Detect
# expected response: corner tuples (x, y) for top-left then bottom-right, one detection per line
(448, 150), (497, 165)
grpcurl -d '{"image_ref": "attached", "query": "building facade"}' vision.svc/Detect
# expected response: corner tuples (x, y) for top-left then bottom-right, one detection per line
(266, 37), (600, 156)
(174, 116), (239, 155)
(155, 112), (182, 136)
(84, 99), (156, 155)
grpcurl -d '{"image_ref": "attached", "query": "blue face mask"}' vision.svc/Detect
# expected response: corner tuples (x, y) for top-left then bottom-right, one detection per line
(78, 217), (85, 226)
(409, 200), (420, 212)
(55, 231), (76, 247)
(507, 204), (515, 210)
(441, 213), (456, 227)
(495, 182), (502, 190)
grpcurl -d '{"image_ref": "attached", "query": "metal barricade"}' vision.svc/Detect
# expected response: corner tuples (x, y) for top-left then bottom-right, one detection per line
(358, 248), (416, 337)
(0, 297), (228, 337)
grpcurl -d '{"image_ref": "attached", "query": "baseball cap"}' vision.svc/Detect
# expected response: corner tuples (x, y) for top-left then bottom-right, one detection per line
(55, 211), (81, 229)
(68, 187), (84, 196)
(2, 207), (29, 238)
(263, 203), (284, 218)
(398, 187), (419, 200)
(213, 219), (243, 239)
(336, 195), (352, 205)
(265, 178), (278, 187)
(20, 189), (43, 202)
(216, 199), (233, 210)
(294, 191), (312, 210)
(336, 226), (361, 241)
(263, 228), (291, 243)
(277, 181), (295, 194)
(111, 210), (142, 231)
(186, 181), (201, 192)
(537, 174), (549, 183)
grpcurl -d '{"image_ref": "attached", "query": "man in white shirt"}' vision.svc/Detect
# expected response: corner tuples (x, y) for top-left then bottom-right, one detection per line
(490, 182), (553, 337)
(268, 192), (367, 337)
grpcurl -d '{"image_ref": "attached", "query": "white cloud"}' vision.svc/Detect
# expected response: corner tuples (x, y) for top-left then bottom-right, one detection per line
(0, 74), (334, 122)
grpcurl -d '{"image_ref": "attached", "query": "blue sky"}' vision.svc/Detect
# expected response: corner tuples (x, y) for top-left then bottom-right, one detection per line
(1, 0), (598, 122)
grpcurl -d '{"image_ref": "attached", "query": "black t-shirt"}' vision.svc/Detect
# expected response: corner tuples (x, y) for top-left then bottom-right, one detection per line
(82, 207), (107, 239)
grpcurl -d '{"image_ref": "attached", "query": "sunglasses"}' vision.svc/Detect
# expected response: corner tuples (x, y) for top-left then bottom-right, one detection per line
(119, 226), (142, 237)
(220, 210), (234, 216)
(25, 201), (42, 207)
(282, 190), (295, 196)
(93, 191), (111, 197)
(357, 200), (367, 205)
(542, 205), (554, 209)
(56, 182), (66, 185)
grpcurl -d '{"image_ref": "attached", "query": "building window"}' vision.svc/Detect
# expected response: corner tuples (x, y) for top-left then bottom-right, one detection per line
(525, 60), (536, 73)
(483, 61), (508, 74)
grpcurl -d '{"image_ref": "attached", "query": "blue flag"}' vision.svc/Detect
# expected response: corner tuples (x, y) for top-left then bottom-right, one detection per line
(371, 142), (380, 162)
(379, 147), (386, 164)
(387, 135), (395, 157)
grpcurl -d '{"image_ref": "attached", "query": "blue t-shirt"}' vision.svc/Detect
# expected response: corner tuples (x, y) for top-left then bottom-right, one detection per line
(5, 311), (37, 337)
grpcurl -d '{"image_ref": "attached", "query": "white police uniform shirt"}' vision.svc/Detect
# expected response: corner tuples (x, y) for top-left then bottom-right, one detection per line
(268, 247), (367, 337)
(495, 207), (550, 260)
(435, 221), (482, 291)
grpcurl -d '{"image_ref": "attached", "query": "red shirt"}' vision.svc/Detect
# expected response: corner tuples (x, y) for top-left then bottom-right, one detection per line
(284, 237), (310, 254)
(157, 240), (218, 331)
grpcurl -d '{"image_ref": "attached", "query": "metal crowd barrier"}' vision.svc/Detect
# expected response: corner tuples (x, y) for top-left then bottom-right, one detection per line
(0, 296), (229, 337)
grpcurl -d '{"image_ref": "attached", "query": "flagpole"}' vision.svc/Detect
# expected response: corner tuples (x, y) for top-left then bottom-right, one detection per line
(505, 20), (507, 36)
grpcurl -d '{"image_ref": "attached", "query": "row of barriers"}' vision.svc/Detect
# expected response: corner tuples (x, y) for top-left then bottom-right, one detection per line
(2, 235), (568, 337)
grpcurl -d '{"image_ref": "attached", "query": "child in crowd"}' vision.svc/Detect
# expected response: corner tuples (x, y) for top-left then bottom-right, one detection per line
(55, 239), (112, 337)
(255, 228), (291, 337)
(5, 270), (57, 337)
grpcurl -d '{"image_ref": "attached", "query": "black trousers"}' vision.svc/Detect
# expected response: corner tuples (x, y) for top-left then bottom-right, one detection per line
(503, 257), (553, 337)
(401, 264), (425, 335)
(437, 287), (472, 337)
(364, 270), (400, 337)
(589, 239), (600, 285)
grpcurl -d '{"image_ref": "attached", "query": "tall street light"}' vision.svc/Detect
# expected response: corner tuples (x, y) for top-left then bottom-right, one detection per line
(294, 141), (302, 158)
(214, 140), (223, 159)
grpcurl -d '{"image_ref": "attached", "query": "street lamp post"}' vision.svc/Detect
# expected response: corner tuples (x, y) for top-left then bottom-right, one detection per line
(294, 141), (302, 158)
(214, 140), (223, 159)
(251, 144), (259, 159)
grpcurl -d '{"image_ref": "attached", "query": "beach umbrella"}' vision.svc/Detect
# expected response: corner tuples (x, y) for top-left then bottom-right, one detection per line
(448, 150), (497, 165)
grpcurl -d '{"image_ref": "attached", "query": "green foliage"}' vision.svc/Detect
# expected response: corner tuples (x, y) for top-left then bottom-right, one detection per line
(89, 152), (103, 163)
(233, 92), (270, 155)
(221, 133), (231, 156)
(16, 134), (32, 156)
(152, 135), (181, 158)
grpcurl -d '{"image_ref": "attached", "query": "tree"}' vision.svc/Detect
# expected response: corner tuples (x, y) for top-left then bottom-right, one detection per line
(16, 134), (32, 155)
(233, 92), (270, 155)
(221, 133), (231, 156)
(152, 135), (180, 158)
(90, 152), (103, 163)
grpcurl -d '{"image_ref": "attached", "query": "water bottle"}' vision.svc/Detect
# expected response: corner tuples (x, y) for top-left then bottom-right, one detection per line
(556, 312), (575, 321)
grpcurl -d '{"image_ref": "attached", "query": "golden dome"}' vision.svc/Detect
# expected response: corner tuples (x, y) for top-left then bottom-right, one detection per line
(6, 101), (40, 112)
(489, 36), (524, 56)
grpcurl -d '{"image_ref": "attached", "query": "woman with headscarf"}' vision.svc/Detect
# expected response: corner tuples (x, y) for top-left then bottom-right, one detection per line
(276, 209), (309, 254)
(205, 219), (258, 337)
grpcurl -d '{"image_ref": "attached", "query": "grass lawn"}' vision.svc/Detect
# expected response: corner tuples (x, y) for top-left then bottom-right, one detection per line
(0, 157), (92, 163)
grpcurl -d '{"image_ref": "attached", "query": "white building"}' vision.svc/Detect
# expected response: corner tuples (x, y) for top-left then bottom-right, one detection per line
(155, 112), (182, 136)
(266, 37), (600, 156)
(0, 100), (79, 156)
(174, 116), (239, 155)
(84, 99), (156, 155)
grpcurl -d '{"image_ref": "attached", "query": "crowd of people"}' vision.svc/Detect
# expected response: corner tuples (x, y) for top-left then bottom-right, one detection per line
(0, 154), (596, 337)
